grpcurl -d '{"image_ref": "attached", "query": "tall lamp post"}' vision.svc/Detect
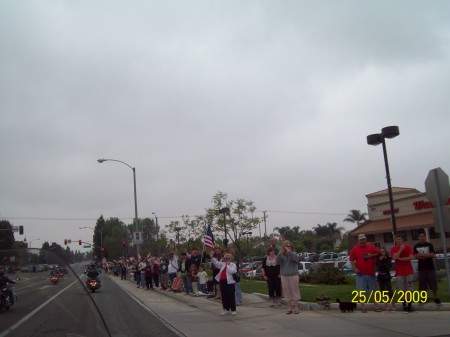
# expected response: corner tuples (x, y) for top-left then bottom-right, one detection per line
(80, 226), (103, 259)
(367, 126), (400, 237)
(97, 158), (140, 255)
(175, 225), (182, 247)
(242, 231), (252, 263)
(152, 212), (160, 255)
(27, 238), (40, 249)
(219, 207), (230, 248)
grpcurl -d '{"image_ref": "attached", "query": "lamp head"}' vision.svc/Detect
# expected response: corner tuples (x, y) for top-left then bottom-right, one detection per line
(367, 133), (383, 146)
(97, 159), (105, 163)
(381, 126), (400, 139)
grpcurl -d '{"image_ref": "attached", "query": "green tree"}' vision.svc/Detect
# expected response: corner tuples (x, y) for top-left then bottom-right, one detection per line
(204, 192), (260, 254)
(344, 210), (368, 227)
(102, 217), (128, 260)
(0, 220), (15, 250)
(93, 215), (106, 260)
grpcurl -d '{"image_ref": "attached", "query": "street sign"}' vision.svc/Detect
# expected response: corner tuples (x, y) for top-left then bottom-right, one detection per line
(425, 167), (450, 298)
(83, 244), (91, 248)
(425, 167), (450, 206)
(68, 239), (72, 243)
(425, 167), (450, 233)
(133, 231), (143, 245)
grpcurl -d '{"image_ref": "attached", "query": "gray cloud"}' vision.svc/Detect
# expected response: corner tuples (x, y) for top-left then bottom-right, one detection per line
(1, 0), (449, 247)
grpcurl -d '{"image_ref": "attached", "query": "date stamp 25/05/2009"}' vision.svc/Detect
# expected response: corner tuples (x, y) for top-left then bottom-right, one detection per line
(351, 290), (428, 304)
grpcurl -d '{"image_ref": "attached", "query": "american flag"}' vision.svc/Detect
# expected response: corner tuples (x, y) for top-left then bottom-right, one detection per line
(203, 225), (215, 249)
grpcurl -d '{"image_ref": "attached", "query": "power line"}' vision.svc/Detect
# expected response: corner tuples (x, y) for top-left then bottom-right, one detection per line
(257, 210), (347, 216)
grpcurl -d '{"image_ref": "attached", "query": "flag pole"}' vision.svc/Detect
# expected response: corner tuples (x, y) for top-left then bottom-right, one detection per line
(200, 222), (208, 269)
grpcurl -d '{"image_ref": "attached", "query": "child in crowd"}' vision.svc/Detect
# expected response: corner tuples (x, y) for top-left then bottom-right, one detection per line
(189, 264), (198, 294)
(197, 265), (208, 295)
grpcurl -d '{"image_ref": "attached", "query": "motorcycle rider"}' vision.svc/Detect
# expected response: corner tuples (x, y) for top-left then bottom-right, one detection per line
(86, 264), (101, 286)
(0, 270), (16, 305)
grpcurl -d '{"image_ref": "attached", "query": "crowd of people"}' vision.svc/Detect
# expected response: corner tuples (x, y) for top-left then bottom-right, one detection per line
(104, 236), (303, 316)
(98, 230), (443, 317)
(349, 230), (441, 314)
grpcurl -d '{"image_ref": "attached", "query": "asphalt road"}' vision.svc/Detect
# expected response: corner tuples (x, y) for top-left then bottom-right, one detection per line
(88, 270), (180, 337)
(0, 267), (109, 337)
(0, 264), (180, 337)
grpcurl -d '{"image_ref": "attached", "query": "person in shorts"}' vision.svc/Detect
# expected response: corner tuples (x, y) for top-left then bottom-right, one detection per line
(391, 234), (415, 312)
(350, 233), (381, 313)
(414, 231), (440, 304)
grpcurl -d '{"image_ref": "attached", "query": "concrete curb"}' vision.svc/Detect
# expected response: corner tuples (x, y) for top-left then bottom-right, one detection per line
(252, 292), (450, 311)
(110, 274), (450, 311)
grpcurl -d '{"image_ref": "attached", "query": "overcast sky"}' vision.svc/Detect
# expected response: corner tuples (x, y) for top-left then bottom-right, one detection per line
(1, 1), (449, 251)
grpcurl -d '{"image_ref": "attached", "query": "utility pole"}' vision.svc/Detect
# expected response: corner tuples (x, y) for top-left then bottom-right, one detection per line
(263, 211), (268, 237)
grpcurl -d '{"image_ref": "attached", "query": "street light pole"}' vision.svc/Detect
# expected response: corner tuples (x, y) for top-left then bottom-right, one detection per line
(175, 225), (181, 247)
(219, 207), (230, 248)
(98, 158), (140, 255)
(152, 212), (160, 256)
(367, 126), (400, 238)
(242, 231), (252, 263)
(28, 238), (40, 249)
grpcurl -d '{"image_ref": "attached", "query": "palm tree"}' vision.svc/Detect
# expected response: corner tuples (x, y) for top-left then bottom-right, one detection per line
(325, 222), (345, 249)
(313, 224), (329, 250)
(344, 210), (368, 227)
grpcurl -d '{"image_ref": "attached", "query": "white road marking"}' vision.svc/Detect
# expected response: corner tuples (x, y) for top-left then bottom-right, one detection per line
(0, 280), (77, 337)
(39, 285), (52, 290)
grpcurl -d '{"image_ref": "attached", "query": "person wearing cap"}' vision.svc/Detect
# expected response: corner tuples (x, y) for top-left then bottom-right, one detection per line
(210, 250), (238, 316)
(349, 234), (380, 313)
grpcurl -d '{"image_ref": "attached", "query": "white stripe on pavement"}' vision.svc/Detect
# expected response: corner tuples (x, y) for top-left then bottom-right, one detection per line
(0, 280), (77, 337)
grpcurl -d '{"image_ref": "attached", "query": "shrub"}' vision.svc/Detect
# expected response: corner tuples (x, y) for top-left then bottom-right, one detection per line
(303, 267), (349, 285)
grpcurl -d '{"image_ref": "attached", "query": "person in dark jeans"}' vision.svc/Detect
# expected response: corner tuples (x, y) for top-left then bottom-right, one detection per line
(152, 258), (160, 288)
(414, 231), (441, 304)
(178, 253), (192, 294)
(144, 262), (153, 290)
(376, 247), (396, 311)
(210, 251), (237, 316)
(262, 247), (282, 306)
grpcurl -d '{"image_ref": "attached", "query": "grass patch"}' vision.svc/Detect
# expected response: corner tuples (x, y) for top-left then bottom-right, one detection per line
(240, 277), (450, 303)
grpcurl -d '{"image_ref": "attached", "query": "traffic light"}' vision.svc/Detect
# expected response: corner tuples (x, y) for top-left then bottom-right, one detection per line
(122, 240), (126, 247)
(19, 226), (24, 235)
(101, 247), (105, 252)
(3, 256), (7, 261)
(78, 240), (82, 245)
(64, 239), (68, 245)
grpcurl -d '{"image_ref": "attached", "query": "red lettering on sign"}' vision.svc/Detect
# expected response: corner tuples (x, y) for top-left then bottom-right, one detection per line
(414, 200), (435, 210)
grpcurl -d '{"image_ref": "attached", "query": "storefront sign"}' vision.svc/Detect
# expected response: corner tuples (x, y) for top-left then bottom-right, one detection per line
(383, 209), (399, 215)
(414, 197), (450, 210)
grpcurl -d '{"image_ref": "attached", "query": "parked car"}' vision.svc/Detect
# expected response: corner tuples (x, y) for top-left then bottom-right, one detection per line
(306, 253), (319, 262)
(240, 262), (257, 274)
(298, 261), (312, 276)
(318, 253), (340, 262)
(243, 261), (263, 279)
(336, 255), (349, 262)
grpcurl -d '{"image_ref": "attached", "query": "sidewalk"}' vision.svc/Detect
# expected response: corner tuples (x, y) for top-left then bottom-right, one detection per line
(109, 275), (450, 337)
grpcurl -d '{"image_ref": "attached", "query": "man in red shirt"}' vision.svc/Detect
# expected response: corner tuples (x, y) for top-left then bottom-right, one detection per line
(350, 234), (380, 312)
(391, 234), (415, 313)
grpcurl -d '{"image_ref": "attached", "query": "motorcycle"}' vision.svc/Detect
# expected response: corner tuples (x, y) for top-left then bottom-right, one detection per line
(50, 275), (58, 284)
(0, 283), (17, 312)
(86, 277), (100, 293)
